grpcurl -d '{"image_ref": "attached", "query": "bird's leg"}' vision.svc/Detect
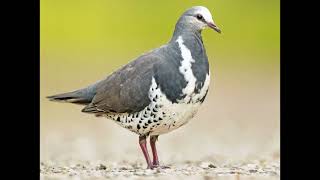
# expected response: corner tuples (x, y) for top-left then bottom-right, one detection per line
(150, 135), (159, 166)
(139, 135), (153, 169)
(150, 135), (170, 169)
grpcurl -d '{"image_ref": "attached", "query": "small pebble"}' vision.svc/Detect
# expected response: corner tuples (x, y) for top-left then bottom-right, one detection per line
(96, 164), (107, 170)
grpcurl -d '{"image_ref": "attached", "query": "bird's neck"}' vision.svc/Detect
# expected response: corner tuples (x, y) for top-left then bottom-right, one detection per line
(170, 23), (203, 44)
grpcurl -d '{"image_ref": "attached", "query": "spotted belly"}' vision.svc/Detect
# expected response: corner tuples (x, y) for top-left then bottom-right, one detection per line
(103, 74), (210, 136)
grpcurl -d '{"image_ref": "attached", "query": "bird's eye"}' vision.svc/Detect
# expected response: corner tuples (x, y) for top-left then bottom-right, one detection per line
(196, 14), (203, 20)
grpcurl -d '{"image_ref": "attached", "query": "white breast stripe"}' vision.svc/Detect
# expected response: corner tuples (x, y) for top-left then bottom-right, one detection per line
(176, 36), (197, 102)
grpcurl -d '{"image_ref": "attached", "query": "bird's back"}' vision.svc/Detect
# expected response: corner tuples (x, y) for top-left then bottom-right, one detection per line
(48, 32), (210, 115)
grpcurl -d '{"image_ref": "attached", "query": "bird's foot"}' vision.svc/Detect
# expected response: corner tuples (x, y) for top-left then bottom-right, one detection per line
(147, 164), (170, 169)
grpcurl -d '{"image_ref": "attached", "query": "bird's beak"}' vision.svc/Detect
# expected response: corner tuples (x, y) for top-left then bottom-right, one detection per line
(207, 22), (221, 33)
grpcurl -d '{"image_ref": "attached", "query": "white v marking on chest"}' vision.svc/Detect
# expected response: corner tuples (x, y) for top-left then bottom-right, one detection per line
(176, 36), (197, 102)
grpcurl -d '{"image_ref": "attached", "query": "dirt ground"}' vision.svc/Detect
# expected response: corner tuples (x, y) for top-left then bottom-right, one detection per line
(40, 157), (279, 180)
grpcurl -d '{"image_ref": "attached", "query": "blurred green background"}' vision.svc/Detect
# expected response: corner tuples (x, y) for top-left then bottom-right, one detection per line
(41, 0), (279, 163)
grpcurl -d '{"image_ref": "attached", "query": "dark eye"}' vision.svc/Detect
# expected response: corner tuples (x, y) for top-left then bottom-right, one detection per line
(196, 14), (203, 20)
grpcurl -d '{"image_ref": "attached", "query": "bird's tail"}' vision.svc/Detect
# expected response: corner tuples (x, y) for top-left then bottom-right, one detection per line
(47, 89), (93, 105)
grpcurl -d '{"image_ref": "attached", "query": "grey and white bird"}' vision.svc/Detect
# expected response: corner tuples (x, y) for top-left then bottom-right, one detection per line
(47, 6), (221, 169)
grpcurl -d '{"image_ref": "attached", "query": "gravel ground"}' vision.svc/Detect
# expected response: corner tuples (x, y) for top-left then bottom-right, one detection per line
(40, 159), (279, 180)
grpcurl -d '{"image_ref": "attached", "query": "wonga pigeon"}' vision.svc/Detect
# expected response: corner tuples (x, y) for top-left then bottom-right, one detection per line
(47, 6), (221, 169)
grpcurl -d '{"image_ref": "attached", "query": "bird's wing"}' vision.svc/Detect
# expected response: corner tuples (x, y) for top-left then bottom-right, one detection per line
(82, 52), (163, 114)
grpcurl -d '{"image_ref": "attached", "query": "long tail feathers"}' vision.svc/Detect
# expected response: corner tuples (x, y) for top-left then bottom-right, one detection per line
(47, 91), (91, 105)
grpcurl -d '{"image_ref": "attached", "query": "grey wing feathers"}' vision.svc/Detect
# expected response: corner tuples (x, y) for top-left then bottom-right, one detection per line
(81, 52), (162, 114)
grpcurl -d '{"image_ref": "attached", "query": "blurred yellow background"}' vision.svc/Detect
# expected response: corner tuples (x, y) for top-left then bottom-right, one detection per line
(41, 0), (279, 163)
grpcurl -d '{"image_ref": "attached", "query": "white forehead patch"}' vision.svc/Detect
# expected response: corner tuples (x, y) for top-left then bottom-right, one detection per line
(195, 6), (214, 23)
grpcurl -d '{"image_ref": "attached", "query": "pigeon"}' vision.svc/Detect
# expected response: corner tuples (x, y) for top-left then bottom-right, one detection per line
(47, 6), (221, 169)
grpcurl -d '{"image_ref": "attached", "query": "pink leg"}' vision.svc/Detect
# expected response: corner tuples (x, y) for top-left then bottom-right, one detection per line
(150, 135), (170, 169)
(150, 135), (159, 166)
(139, 135), (153, 169)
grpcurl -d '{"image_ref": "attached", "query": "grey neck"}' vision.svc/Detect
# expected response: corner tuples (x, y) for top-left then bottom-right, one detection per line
(170, 20), (203, 44)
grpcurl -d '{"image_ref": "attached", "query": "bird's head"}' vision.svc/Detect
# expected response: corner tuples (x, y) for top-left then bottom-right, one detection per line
(178, 6), (221, 33)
